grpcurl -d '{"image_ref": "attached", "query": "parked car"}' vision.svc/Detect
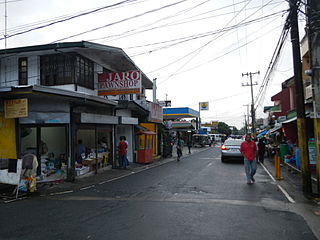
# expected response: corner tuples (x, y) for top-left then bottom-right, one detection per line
(220, 139), (244, 163)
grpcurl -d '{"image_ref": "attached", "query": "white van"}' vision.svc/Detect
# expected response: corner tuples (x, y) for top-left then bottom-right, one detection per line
(211, 134), (223, 142)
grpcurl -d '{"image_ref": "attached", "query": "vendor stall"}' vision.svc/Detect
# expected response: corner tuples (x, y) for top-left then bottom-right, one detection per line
(137, 131), (156, 164)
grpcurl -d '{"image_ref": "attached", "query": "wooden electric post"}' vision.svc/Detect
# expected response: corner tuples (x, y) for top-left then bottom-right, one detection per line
(289, 0), (312, 194)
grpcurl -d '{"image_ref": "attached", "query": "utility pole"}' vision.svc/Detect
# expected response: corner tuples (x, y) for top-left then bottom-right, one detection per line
(4, 0), (7, 49)
(289, 0), (312, 194)
(307, 0), (320, 195)
(243, 104), (250, 134)
(244, 114), (248, 134)
(242, 71), (259, 137)
(153, 78), (157, 103)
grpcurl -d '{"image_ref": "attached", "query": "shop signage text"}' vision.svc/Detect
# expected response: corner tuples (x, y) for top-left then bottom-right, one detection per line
(4, 98), (28, 118)
(98, 70), (141, 96)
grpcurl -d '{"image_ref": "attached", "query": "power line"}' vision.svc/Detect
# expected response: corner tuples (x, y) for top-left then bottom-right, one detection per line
(129, 10), (285, 58)
(157, 0), (255, 84)
(0, 0), (148, 36)
(153, 11), (286, 82)
(89, 0), (212, 43)
(50, 0), (191, 43)
(254, 15), (290, 110)
(0, 0), (22, 4)
(90, 0), (265, 43)
(153, 22), (284, 82)
(0, 0), (139, 41)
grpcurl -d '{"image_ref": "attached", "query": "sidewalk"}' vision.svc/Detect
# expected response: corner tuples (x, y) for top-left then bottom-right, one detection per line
(0, 145), (209, 202)
(261, 156), (320, 239)
(262, 156), (319, 202)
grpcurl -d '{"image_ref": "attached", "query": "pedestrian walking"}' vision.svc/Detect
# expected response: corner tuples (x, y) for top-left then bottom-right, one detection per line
(240, 134), (257, 184)
(176, 136), (183, 161)
(257, 137), (266, 164)
(118, 136), (128, 169)
(187, 138), (192, 154)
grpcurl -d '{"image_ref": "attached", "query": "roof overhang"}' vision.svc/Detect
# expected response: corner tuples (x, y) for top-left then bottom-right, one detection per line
(0, 41), (153, 89)
(282, 116), (297, 124)
(0, 85), (117, 107)
(163, 107), (199, 119)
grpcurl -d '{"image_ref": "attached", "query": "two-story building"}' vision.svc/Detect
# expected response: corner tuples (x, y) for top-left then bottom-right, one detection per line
(0, 41), (154, 181)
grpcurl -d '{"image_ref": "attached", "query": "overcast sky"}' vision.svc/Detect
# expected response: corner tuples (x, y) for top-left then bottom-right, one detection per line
(0, 0), (305, 129)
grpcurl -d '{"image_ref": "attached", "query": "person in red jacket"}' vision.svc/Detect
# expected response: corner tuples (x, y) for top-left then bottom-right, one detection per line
(118, 136), (128, 169)
(240, 134), (257, 184)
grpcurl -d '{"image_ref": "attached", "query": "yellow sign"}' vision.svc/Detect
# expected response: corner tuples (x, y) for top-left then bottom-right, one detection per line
(200, 101), (209, 110)
(4, 98), (28, 118)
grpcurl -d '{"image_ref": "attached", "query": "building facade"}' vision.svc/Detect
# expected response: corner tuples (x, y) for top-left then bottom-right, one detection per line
(0, 41), (155, 181)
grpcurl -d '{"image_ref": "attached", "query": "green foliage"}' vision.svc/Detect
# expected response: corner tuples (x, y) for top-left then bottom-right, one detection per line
(217, 122), (232, 135)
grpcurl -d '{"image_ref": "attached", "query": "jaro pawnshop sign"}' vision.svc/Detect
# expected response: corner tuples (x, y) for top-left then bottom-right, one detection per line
(4, 98), (28, 118)
(98, 70), (141, 96)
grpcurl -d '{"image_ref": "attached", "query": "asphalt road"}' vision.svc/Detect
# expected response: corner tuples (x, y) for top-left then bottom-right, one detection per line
(0, 147), (317, 240)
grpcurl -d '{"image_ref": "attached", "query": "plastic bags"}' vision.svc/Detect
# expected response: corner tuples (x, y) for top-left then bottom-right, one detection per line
(18, 176), (37, 192)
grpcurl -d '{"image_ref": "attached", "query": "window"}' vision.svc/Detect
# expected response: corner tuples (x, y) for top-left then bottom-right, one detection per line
(75, 55), (94, 89)
(40, 53), (93, 89)
(18, 57), (28, 85)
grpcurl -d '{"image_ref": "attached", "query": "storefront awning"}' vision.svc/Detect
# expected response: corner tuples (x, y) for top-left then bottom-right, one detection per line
(264, 105), (281, 113)
(282, 116), (297, 124)
(269, 124), (282, 133)
(257, 130), (269, 138)
(163, 107), (199, 119)
(137, 130), (156, 135)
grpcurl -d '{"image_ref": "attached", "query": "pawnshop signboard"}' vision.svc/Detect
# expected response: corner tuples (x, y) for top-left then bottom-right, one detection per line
(98, 70), (141, 96)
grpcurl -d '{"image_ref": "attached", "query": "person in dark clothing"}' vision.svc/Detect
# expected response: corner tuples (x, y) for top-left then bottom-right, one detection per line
(176, 137), (183, 161)
(187, 139), (192, 154)
(257, 137), (266, 164)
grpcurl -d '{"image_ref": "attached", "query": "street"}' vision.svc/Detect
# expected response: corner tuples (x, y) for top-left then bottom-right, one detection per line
(0, 147), (317, 240)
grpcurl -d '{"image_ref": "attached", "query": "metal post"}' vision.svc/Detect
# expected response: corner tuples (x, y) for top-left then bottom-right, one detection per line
(289, 0), (312, 194)
(112, 124), (116, 169)
(198, 102), (201, 130)
(153, 78), (157, 103)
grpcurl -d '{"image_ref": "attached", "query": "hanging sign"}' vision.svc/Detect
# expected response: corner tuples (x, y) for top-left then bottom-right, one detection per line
(199, 101), (209, 110)
(4, 98), (28, 118)
(98, 70), (141, 96)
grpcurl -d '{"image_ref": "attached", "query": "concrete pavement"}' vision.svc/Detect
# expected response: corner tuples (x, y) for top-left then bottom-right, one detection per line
(258, 156), (320, 239)
(0, 145), (210, 202)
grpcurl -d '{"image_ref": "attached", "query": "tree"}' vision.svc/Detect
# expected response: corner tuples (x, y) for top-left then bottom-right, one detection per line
(217, 122), (232, 136)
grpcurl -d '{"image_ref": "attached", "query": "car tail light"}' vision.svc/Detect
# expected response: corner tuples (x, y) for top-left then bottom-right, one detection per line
(221, 145), (228, 150)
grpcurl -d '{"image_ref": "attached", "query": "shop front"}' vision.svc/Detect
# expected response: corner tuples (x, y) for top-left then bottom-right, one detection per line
(20, 124), (68, 182)
(75, 126), (113, 177)
(1, 85), (118, 182)
(74, 112), (118, 177)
